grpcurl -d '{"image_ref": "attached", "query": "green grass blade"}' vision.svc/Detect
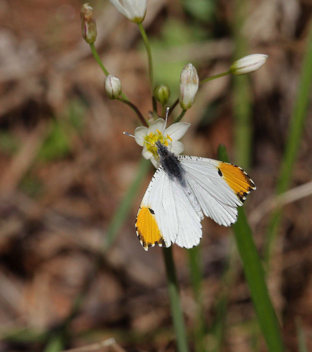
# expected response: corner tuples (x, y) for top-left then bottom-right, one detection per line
(232, 0), (252, 169)
(105, 158), (151, 248)
(265, 24), (312, 265)
(43, 158), (151, 352)
(188, 246), (206, 352)
(218, 145), (285, 352)
(209, 240), (236, 352)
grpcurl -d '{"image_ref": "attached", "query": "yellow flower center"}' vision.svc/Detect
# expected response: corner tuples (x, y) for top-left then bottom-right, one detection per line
(144, 129), (172, 158)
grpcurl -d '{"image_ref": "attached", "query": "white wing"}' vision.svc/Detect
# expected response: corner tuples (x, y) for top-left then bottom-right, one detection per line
(135, 167), (203, 250)
(178, 155), (256, 227)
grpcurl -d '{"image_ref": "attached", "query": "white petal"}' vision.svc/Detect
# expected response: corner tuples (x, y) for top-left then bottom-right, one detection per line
(148, 118), (165, 135)
(142, 144), (153, 159)
(231, 54), (268, 75)
(150, 156), (160, 169)
(134, 126), (147, 146)
(109, 0), (146, 22)
(171, 141), (184, 155)
(109, 0), (130, 18)
(165, 122), (190, 141)
(179, 63), (199, 110)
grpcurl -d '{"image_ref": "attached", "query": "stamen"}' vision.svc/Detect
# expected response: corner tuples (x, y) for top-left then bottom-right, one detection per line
(165, 107), (170, 126)
(156, 129), (162, 135)
(167, 134), (172, 142)
(123, 131), (153, 146)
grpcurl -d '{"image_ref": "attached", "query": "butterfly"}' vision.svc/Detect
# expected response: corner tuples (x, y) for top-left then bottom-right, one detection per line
(135, 140), (256, 251)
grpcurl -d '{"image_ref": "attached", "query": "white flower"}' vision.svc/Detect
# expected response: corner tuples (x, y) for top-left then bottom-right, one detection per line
(230, 54), (268, 75)
(109, 0), (147, 23)
(134, 118), (190, 168)
(104, 75), (122, 99)
(179, 63), (199, 110)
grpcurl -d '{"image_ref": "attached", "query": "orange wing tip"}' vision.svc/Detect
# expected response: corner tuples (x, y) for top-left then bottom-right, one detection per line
(135, 206), (166, 250)
(217, 162), (256, 203)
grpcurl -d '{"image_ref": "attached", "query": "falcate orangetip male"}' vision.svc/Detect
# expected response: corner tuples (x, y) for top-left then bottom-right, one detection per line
(125, 114), (256, 251)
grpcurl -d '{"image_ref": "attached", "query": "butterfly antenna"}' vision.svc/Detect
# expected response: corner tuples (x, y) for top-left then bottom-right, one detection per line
(123, 132), (136, 138)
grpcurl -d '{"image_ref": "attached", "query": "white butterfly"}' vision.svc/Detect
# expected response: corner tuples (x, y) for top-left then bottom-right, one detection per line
(135, 139), (256, 251)
(125, 112), (256, 251)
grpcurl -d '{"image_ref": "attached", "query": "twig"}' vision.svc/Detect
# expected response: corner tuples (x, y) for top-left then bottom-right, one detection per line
(250, 180), (312, 226)
(61, 338), (126, 352)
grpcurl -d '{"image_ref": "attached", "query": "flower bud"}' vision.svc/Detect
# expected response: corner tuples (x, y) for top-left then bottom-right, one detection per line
(230, 54), (268, 75)
(104, 75), (122, 100)
(179, 63), (199, 110)
(109, 0), (147, 23)
(154, 85), (170, 105)
(81, 3), (97, 44)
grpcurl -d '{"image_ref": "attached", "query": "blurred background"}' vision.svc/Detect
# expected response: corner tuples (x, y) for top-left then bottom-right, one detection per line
(0, 0), (312, 351)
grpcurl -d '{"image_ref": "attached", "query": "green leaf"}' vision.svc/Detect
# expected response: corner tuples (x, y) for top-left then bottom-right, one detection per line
(265, 24), (312, 266)
(218, 145), (285, 352)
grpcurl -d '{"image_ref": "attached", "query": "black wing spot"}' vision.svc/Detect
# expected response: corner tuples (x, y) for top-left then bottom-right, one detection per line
(148, 208), (155, 215)
(218, 168), (223, 177)
(237, 191), (248, 203)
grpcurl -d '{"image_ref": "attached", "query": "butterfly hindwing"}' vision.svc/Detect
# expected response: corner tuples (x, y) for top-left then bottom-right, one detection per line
(135, 167), (203, 250)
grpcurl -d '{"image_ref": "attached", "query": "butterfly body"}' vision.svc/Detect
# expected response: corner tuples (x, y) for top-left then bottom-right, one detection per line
(156, 141), (186, 187)
(136, 142), (256, 251)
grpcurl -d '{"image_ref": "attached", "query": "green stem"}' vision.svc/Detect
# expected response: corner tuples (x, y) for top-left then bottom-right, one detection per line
(161, 104), (166, 118)
(188, 246), (206, 352)
(200, 70), (231, 85)
(168, 99), (179, 117)
(89, 43), (149, 127)
(89, 43), (128, 100)
(210, 239), (236, 352)
(163, 247), (189, 352)
(117, 97), (149, 127)
(265, 24), (312, 266)
(218, 145), (284, 352)
(90, 43), (109, 76)
(175, 110), (186, 123)
(137, 23), (156, 112)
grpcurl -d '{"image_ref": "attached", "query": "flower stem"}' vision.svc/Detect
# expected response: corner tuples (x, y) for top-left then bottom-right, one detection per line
(162, 247), (189, 352)
(137, 23), (157, 113)
(175, 110), (186, 123)
(89, 42), (149, 127)
(90, 43), (109, 76)
(161, 104), (166, 118)
(168, 99), (179, 117)
(117, 97), (148, 127)
(200, 70), (231, 85)
(188, 246), (206, 352)
(89, 43), (129, 100)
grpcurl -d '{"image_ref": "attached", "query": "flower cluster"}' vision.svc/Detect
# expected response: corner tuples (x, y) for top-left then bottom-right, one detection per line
(134, 119), (190, 168)
(80, 2), (269, 168)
